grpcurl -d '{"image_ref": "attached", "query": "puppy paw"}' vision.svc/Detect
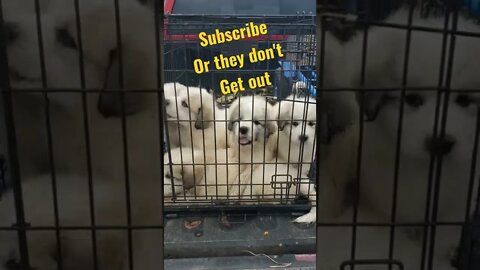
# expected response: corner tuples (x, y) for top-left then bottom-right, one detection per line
(293, 212), (316, 224)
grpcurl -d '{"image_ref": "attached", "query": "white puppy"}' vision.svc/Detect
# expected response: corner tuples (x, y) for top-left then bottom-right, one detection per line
(164, 83), (228, 150)
(188, 148), (242, 200)
(276, 94), (317, 174)
(325, 7), (480, 267)
(164, 82), (191, 148)
(3, 0), (157, 178)
(163, 147), (205, 197)
(225, 95), (278, 196)
(186, 95), (278, 200)
(2, 0), (158, 184)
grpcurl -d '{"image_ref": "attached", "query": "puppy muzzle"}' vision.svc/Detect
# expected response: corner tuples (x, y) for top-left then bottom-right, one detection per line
(238, 134), (252, 145)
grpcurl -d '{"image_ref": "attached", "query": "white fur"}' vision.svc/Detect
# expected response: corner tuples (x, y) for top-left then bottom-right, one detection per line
(246, 160), (318, 223)
(225, 95), (278, 196)
(1, 1), (164, 268)
(276, 94), (317, 174)
(189, 148), (241, 200)
(3, 0), (158, 178)
(164, 83), (228, 150)
(163, 147), (205, 197)
(324, 8), (480, 266)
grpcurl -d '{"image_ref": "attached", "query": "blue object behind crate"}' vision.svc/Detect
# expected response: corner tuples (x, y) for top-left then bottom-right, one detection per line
(466, 0), (480, 16)
(279, 60), (317, 97)
(458, 212), (480, 269)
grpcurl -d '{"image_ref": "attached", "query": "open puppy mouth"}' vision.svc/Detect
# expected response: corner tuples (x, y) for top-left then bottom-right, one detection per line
(238, 136), (251, 145)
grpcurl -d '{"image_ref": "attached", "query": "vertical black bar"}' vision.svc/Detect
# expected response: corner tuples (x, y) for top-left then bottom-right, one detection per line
(316, 2), (322, 269)
(32, 0), (64, 269)
(112, 1), (134, 269)
(459, 107), (480, 267)
(420, 10), (451, 270)
(349, 25), (369, 270)
(72, 0), (99, 269)
(427, 7), (459, 270)
(0, 2), (31, 269)
(154, 0), (165, 268)
(388, 5), (414, 270)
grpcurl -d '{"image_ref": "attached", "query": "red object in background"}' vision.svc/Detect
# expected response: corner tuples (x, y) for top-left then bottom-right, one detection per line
(164, 0), (174, 14)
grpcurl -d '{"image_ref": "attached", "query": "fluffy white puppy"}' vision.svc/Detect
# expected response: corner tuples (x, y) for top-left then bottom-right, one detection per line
(3, 0), (164, 235)
(188, 148), (241, 200)
(225, 95), (278, 196)
(325, 7), (480, 266)
(3, 0), (157, 178)
(163, 147), (241, 201)
(164, 82), (191, 147)
(163, 146), (205, 197)
(187, 95), (278, 200)
(164, 83), (228, 150)
(276, 94), (317, 174)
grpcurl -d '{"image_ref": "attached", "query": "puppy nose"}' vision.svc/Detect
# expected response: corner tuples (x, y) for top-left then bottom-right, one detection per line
(299, 135), (309, 142)
(239, 126), (249, 135)
(425, 136), (455, 155)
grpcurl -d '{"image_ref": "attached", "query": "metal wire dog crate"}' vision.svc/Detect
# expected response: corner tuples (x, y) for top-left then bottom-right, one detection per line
(320, 1), (480, 270)
(1, 0), (480, 269)
(163, 13), (318, 210)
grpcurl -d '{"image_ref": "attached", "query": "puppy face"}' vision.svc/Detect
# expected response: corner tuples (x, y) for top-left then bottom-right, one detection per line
(4, 0), (156, 115)
(227, 95), (276, 147)
(164, 82), (187, 121)
(165, 85), (214, 130)
(5, 13), (102, 92)
(278, 95), (316, 144)
(277, 95), (317, 163)
(363, 91), (479, 161)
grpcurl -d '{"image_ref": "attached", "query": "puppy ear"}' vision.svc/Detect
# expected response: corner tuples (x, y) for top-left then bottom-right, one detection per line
(357, 91), (386, 122)
(194, 92), (214, 129)
(277, 120), (288, 131)
(75, 1), (155, 117)
(227, 120), (235, 131)
(98, 50), (144, 117)
(194, 108), (210, 129)
(227, 101), (239, 131)
(264, 119), (277, 138)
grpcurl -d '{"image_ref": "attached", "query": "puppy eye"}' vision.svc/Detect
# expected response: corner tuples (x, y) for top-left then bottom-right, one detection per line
(404, 94), (424, 108)
(165, 173), (171, 179)
(181, 100), (189, 108)
(456, 94), (472, 108)
(292, 121), (299, 127)
(308, 121), (315, 126)
(253, 121), (261, 125)
(56, 27), (77, 49)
